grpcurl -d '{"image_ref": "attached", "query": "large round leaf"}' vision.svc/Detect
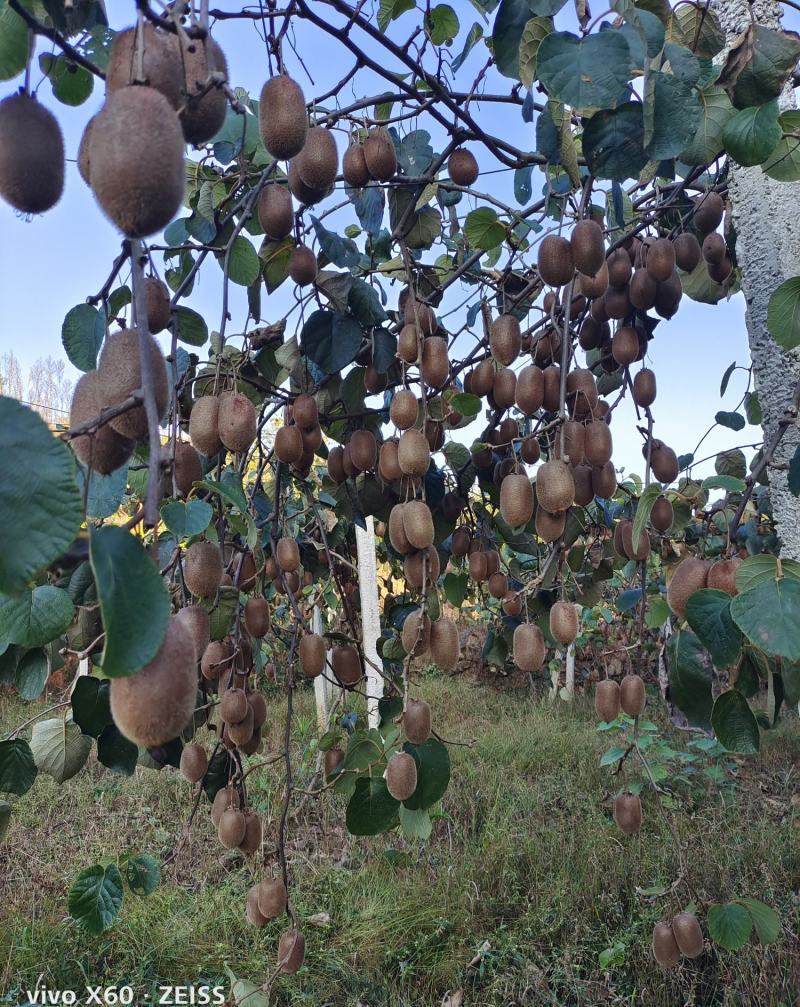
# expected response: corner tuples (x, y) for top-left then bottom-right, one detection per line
(0, 0), (32, 81)
(734, 554), (800, 593)
(537, 30), (632, 112)
(0, 397), (83, 594)
(679, 86), (734, 165)
(61, 303), (105, 372)
(464, 207), (506, 251)
(767, 277), (800, 351)
(68, 863), (124, 934)
(0, 738), (37, 796)
(345, 776), (400, 835)
(583, 103), (647, 181)
(684, 588), (742, 669)
(730, 576), (800, 661)
(30, 718), (92, 783)
(707, 902), (752, 950)
(711, 689), (760, 754)
(722, 101), (782, 167)
(89, 526), (170, 678)
(96, 724), (139, 776)
(666, 629), (713, 728)
(301, 310), (363, 375)
(492, 1), (564, 79)
(402, 736), (451, 810)
(125, 853), (161, 896)
(644, 72), (701, 160)
(15, 648), (49, 701)
(71, 677), (112, 738)
(762, 110), (800, 181)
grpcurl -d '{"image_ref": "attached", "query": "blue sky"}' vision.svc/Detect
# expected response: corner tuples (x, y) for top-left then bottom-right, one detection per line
(0, 2), (780, 479)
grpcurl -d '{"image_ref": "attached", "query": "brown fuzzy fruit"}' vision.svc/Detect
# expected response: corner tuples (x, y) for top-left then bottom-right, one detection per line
(189, 396), (223, 456)
(390, 388), (418, 429)
(613, 793), (642, 835)
(632, 368), (657, 408)
(143, 276), (172, 334)
(578, 261), (609, 299)
(96, 328), (169, 441)
(502, 591), (523, 616)
(401, 609), (431, 657)
(652, 923), (680, 970)
(572, 464), (594, 506)
(343, 141), (370, 187)
(179, 743), (208, 783)
(610, 325), (639, 367)
(566, 368), (599, 418)
(451, 527), (471, 557)
(595, 680), (621, 722)
(649, 441), (679, 484)
(538, 234), (574, 287)
(490, 315), (522, 366)
(69, 372), (135, 475)
(210, 786), (239, 828)
(250, 692), (267, 730)
(541, 364), (561, 412)
(331, 645), (362, 688)
(363, 127), (397, 181)
(645, 237), (676, 282)
(629, 268), (658, 311)
(244, 597), (270, 638)
(397, 323), (420, 364)
(549, 601), (579, 645)
(246, 886), (268, 927)
(172, 440), (202, 497)
(275, 425), (304, 464)
(379, 440), (402, 482)
(513, 623), (546, 672)
(386, 751), (418, 800)
(583, 420), (612, 468)
(493, 368), (517, 410)
(516, 365), (545, 415)
(388, 503), (412, 554)
(403, 299), (437, 335)
(536, 460), (575, 513)
(174, 605), (210, 657)
(106, 25), (182, 107)
(667, 557), (710, 617)
(707, 557), (741, 596)
(347, 429), (376, 472)
(570, 219), (605, 277)
(671, 912), (704, 958)
(218, 393), (257, 452)
(591, 461), (617, 500)
(693, 191), (724, 234)
(622, 521), (650, 561)
(179, 35), (228, 144)
(520, 436), (541, 464)
(218, 808), (247, 848)
(606, 250), (632, 290)
(674, 232), (701, 272)
(201, 640), (231, 681)
(0, 93), (64, 214)
(278, 929), (306, 974)
(430, 617), (460, 670)
(448, 148), (479, 185)
(288, 244), (318, 285)
(650, 496), (674, 533)
(220, 687), (249, 725)
(183, 541), (223, 598)
(402, 500), (435, 550)
(110, 618), (197, 747)
(77, 115), (94, 185)
(403, 699), (431, 744)
(702, 231), (726, 265)
(488, 572), (508, 599)
(620, 674), (646, 716)
(398, 428), (430, 477)
(296, 125), (338, 190)
(500, 473), (534, 528)
(256, 878), (288, 919)
(287, 157), (328, 205)
(276, 537), (300, 573)
(421, 336), (449, 388)
(259, 75), (307, 159)
(536, 507), (566, 543)
(258, 183), (294, 239)
(654, 272), (683, 318)
(91, 86), (184, 237)
(238, 811), (262, 855)
(299, 633), (326, 678)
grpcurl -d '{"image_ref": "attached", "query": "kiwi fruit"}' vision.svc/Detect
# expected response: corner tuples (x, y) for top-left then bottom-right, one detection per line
(179, 35), (228, 144)
(707, 557), (741, 596)
(537, 234), (574, 287)
(403, 698), (431, 744)
(566, 368), (598, 418)
(536, 460), (575, 513)
(363, 126), (397, 181)
(389, 389), (417, 430)
(629, 268), (658, 311)
(591, 461), (617, 499)
(218, 808), (247, 848)
(490, 315), (521, 366)
(652, 922), (680, 970)
(299, 633), (326, 678)
(211, 787), (239, 829)
(232, 550), (258, 591)
(331, 645), (362, 687)
(707, 254), (733, 283)
(674, 232), (701, 272)
(189, 395), (223, 456)
(606, 248), (632, 287)
(578, 317), (609, 354)
(288, 244), (318, 285)
(171, 440), (201, 497)
(91, 86), (184, 237)
(606, 283), (632, 318)
(448, 148), (479, 185)
(500, 472), (533, 528)
(0, 93), (65, 214)
(549, 600), (579, 645)
(515, 365), (544, 415)
(502, 591), (523, 616)
(379, 439), (402, 482)
(611, 325), (640, 367)
(276, 537), (300, 573)
(671, 912), (704, 958)
(397, 323), (420, 364)
(141, 276), (172, 334)
(296, 125), (338, 190)
(693, 190), (723, 234)
(245, 885), (268, 926)
(403, 500), (435, 550)
(182, 540), (222, 598)
(402, 609), (431, 657)
(69, 372), (135, 475)
(385, 751), (418, 800)
(541, 364), (561, 412)
(179, 742), (208, 783)
(622, 521), (650, 561)
(96, 328), (169, 441)
(666, 557), (710, 617)
(650, 496), (673, 533)
(275, 424), (304, 464)
(106, 24), (182, 107)
(421, 336), (449, 388)
(238, 810), (262, 855)
(278, 929), (306, 974)
(220, 687), (248, 725)
(110, 618), (197, 747)
(451, 527), (471, 557)
(346, 429), (375, 472)
(174, 604), (210, 656)
(287, 157), (328, 205)
(244, 597), (270, 638)
(654, 272), (683, 318)
(702, 231), (726, 266)
(254, 877), (287, 920)
(403, 298), (437, 335)
(343, 140), (370, 187)
(595, 680), (620, 722)
(570, 219), (605, 276)
(259, 75), (307, 158)
(645, 237), (676, 282)
(201, 640), (231, 680)
(572, 464), (594, 506)
(613, 792), (642, 835)
(327, 445), (347, 482)
(218, 392), (257, 452)
(535, 506), (566, 542)
(293, 392), (318, 429)
(649, 440), (679, 483)
(258, 183), (294, 239)
(631, 368), (656, 409)
(620, 674), (646, 716)
(488, 572), (509, 599)
(578, 261), (609, 300)
(398, 428), (430, 477)
(249, 692), (267, 730)
(430, 617), (459, 670)
(583, 420), (612, 468)
(78, 116), (94, 185)
(388, 503), (412, 553)
(513, 623), (546, 672)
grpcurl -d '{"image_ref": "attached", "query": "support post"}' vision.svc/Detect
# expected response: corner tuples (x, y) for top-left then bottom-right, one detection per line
(355, 515), (383, 729)
(312, 606), (332, 735)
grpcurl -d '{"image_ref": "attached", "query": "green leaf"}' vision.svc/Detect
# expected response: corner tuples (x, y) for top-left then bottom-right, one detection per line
(173, 306), (207, 347)
(0, 585), (74, 648)
(631, 482), (663, 553)
(730, 576), (800, 661)
(96, 723), (138, 776)
(372, 328), (397, 373)
(222, 236), (260, 286)
(378, 0), (415, 32)
(0, 397), (83, 594)
(15, 648), (49, 701)
(426, 4), (459, 45)
(663, 42), (700, 84)
(667, 629), (713, 728)
(68, 863), (124, 934)
(537, 30), (632, 113)
(160, 499), (213, 539)
(0, 0), (32, 81)
(443, 570), (469, 608)
(675, 5), (725, 59)
(71, 677), (112, 738)
(518, 16), (552, 88)
(464, 207), (506, 250)
(715, 410), (745, 431)
(734, 554), (800, 593)
(399, 805), (433, 839)
(77, 461), (128, 521)
(583, 103), (648, 182)
(737, 898), (780, 944)
(727, 25), (800, 110)
(61, 304), (105, 371)
(402, 737), (451, 810)
(600, 746), (627, 767)
(679, 86), (734, 165)
(89, 525), (170, 678)
(645, 594), (670, 629)
(492, 0), (558, 79)
(767, 276), (800, 350)
(701, 475), (746, 493)
(346, 776), (400, 835)
(762, 110), (800, 182)
(312, 215), (360, 269)
(679, 257), (731, 305)
(39, 52), (94, 105)
(711, 689), (760, 754)
(449, 392), (482, 417)
(723, 100), (782, 167)
(30, 718), (92, 783)
(348, 278), (389, 327)
(260, 236), (293, 293)
(228, 973), (269, 1007)
(707, 902), (752, 950)
(301, 309), (363, 375)
(644, 73), (702, 160)
(744, 391), (761, 425)
(125, 853), (161, 895)
(0, 800), (10, 842)
(0, 738), (37, 796)
(452, 21), (483, 73)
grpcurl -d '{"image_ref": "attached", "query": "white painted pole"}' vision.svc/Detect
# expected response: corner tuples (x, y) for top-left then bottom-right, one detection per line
(355, 515), (383, 729)
(312, 606), (332, 735)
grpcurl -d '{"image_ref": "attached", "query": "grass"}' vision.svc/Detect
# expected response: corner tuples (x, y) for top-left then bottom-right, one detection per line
(1, 675), (798, 1007)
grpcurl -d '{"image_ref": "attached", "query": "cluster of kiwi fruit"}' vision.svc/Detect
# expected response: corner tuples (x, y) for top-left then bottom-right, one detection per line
(343, 127), (398, 187)
(188, 389), (258, 457)
(274, 392), (324, 477)
(652, 912), (705, 969)
(594, 672), (647, 834)
(380, 699), (432, 800)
